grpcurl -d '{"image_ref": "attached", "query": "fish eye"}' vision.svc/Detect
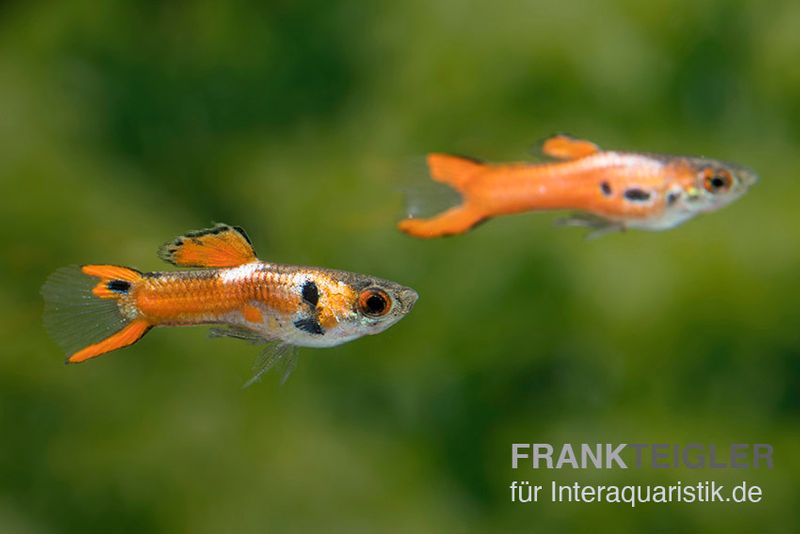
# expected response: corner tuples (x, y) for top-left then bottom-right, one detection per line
(703, 168), (732, 194)
(358, 288), (391, 317)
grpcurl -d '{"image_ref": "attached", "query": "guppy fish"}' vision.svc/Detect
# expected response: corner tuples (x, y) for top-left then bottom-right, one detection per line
(42, 224), (418, 382)
(397, 134), (758, 238)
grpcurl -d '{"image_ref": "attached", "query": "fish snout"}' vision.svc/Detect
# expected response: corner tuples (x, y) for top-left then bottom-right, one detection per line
(738, 167), (760, 188)
(398, 287), (419, 313)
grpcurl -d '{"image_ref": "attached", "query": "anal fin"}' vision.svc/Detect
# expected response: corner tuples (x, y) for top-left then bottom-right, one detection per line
(208, 326), (297, 386)
(244, 343), (298, 388)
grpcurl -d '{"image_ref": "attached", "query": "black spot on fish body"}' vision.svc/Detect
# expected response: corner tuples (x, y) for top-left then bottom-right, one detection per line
(294, 317), (324, 335)
(107, 280), (131, 293)
(623, 188), (652, 202)
(600, 181), (612, 196)
(666, 191), (681, 206)
(301, 280), (319, 307)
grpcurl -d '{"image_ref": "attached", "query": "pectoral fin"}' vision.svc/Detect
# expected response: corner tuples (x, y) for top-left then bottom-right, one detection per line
(158, 224), (257, 267)
(208, 325), (268, 345)
(555, 212), (625, 239)
(541, 134), (601, 160)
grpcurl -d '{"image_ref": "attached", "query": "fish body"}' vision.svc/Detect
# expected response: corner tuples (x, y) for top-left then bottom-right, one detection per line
(42, 224), (417, 366)
(397, 134), (758, 238)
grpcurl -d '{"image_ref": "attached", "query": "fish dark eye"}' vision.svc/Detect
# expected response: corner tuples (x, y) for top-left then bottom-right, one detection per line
(703, 168), (732, 193)
(358, 288), (391, 317)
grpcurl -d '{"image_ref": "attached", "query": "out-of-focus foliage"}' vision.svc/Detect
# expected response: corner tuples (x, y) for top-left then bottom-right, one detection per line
(1, 0), (799, 531)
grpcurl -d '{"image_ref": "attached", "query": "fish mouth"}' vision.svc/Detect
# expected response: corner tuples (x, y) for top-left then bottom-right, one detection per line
(728, 162), (759, 189)
(739, 168), (759, 188)
(399, 287), (419, 312)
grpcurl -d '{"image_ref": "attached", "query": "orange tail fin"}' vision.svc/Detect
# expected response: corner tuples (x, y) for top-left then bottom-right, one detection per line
(426, 153), (484, 191)
(398, 154), (487, 238)
(41, 265), (152, 363)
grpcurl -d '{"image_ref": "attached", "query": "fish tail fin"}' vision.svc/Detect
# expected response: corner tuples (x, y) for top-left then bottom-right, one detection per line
(397, 206), (487, 238)
(41, 265), (152, 364)
(426, 153), (484, 191)
(398, 153), (487, 238)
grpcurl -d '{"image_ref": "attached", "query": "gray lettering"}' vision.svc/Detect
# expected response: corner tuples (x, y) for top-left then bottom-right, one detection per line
(683, 443), (705, 468)
(606, 443), (627, 469)
(628, 443), (647, 468)
(709, 445), (727, 468)
(556, 444), (578, 469)
(730, 443), (748, 468)
(533, 444), (554, 469)
(753, 443), (773, 469)
(652, 443), (670, 468)
(511, 444), (529, 469)
(581, 444), (602, 469)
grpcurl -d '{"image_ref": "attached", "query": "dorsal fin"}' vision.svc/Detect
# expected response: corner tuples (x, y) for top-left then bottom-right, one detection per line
(541, 134), (601, 160)
(158, 224), (258, 267)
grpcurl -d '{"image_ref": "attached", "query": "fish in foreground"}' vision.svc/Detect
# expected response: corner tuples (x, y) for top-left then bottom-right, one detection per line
(397, 134), (758, 238)
(41, 224), (418, 383)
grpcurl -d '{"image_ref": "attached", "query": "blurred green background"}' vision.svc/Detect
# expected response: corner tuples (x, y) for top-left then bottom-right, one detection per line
(2, 0), (799, 531)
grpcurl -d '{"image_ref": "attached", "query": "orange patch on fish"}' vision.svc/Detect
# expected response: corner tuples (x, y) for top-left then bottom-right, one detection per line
(318, 282), (357, 330)
(242, 303), (263, 323)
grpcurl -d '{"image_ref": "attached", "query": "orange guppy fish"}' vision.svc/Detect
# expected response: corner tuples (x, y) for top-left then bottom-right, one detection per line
(41, 224), (418, 379)
(397, 134), (758, 238)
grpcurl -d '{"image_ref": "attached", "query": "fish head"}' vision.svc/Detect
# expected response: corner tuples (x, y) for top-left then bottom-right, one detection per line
(679, 157), (759, 213)
(295, 271), (418, 347)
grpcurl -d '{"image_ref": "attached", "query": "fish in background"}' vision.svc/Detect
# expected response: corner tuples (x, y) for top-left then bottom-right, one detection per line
(41, 224), (418, 385)
(398, 134), (758, 238)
